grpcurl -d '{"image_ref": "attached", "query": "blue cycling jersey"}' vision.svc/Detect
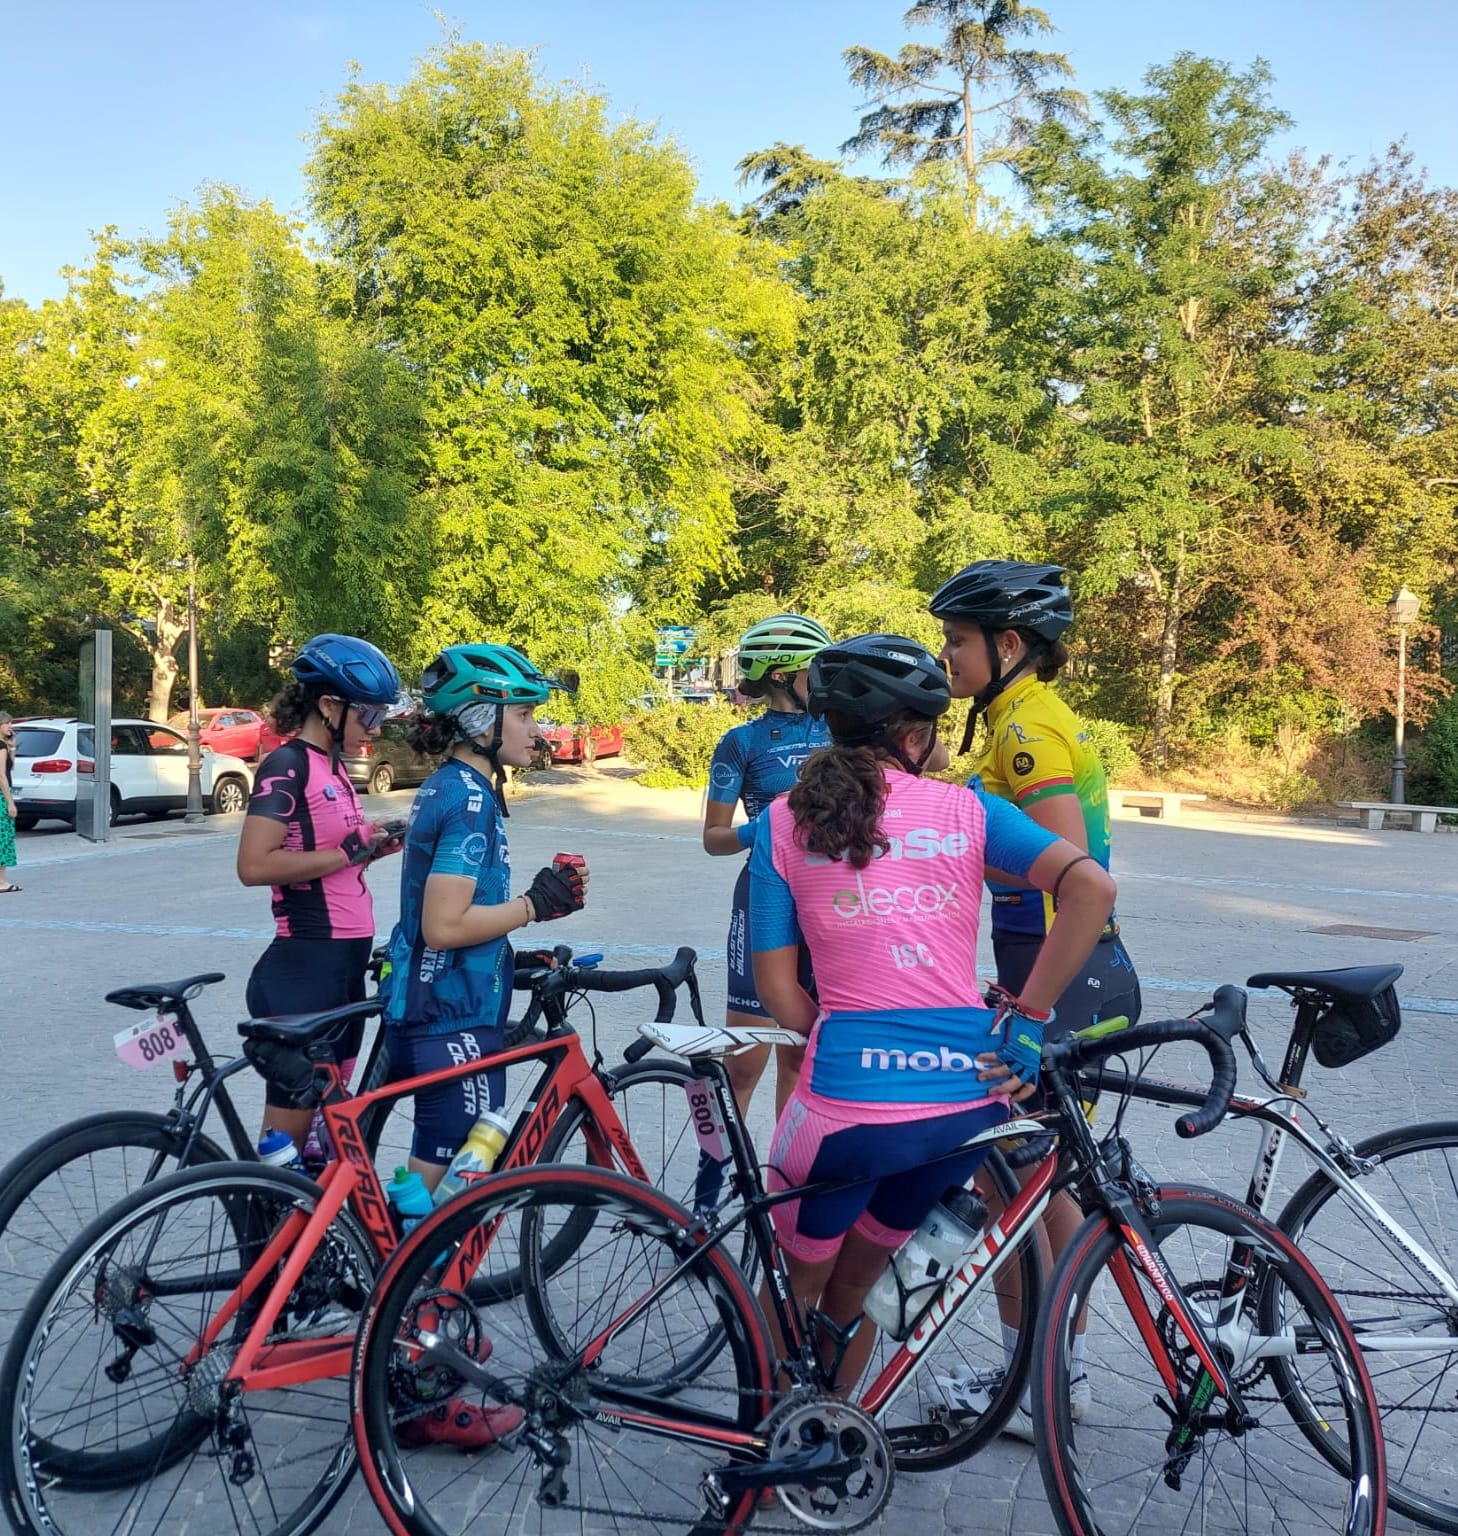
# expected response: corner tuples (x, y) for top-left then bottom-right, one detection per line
(707, 710), (831, 823)
(382, 759), (513, 1037)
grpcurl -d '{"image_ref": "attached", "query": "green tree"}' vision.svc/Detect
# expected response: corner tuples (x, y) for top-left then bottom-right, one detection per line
(1029, 55), (1314, 765)
(308, 42), (780, 714)
(842, 0), (1087, 223)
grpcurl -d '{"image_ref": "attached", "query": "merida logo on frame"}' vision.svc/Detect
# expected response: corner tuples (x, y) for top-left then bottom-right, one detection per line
(831, 869), (959, 918)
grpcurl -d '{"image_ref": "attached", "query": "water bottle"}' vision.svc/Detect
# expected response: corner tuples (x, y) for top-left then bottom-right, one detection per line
(385, 1167), (433, 1235)
(863, 1186), (988, 1339)
(257, 1129), (304, 1172)
(431, 1108), (514, 1208)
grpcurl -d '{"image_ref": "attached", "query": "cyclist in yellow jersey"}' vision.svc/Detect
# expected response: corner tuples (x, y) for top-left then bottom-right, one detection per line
(930, 559), (1141, 1439)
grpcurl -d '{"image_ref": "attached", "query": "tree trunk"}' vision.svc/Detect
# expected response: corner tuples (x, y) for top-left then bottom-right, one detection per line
(1152, 540), (1185, 771)
(144, 597), (189, 722)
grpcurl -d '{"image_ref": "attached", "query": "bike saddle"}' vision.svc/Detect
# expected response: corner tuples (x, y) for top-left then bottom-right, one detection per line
(1246, 964), (1403, 1003)
(237, 997), (383, 1046)
(106, 973), (226, 1010)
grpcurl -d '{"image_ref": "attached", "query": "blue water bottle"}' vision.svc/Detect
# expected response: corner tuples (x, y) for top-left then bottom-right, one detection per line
(257, 1129), (304, 1172)
(386, 1167), (433, 1236)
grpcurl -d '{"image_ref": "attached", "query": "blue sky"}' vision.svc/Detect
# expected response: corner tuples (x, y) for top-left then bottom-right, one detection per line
(4, 0), (1455, 304)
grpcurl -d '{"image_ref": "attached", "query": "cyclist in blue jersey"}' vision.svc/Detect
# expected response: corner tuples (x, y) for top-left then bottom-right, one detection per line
(702, 613), (832, 1120)
(378, 644), (587, 1449)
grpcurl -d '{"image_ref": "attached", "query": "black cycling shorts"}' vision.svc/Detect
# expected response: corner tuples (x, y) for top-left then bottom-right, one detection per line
(245, 937), (372, 1108)
(993, 930), (1141, 1113)
(387, 1025), (506, 1165)
(727, 862), (814, 1020)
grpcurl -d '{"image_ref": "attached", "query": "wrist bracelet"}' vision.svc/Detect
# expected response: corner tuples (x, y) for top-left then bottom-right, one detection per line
(520, 895), (534, 927)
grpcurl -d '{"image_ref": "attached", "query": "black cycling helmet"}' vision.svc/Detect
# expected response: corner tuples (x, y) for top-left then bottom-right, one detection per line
(928, 560), (1073, 642)
(929, 561), (1073, 751)
(809, 634), (949, 774)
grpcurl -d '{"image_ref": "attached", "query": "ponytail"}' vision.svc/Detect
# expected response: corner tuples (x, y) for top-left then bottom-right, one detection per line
(406, 711), (459, 756)
(1035, 637), (1070, 683)
(788, 745), (889, 869)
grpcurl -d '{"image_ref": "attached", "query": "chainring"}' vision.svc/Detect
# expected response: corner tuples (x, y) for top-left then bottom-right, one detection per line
(1158, 1280), (1269, 1393)
(762, 1396), (894, 1533)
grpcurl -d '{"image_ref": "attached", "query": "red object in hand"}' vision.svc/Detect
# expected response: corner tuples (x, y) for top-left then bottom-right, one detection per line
(553, 853), (586, 873)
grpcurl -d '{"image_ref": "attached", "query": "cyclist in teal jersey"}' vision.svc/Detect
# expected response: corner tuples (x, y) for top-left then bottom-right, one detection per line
(702, 613), (832, 1121)
(931, 559), (1141, 1438)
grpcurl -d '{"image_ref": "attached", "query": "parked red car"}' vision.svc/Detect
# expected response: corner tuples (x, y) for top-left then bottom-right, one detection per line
(167, 707), (269, 761)
(535, 720), (625, 765)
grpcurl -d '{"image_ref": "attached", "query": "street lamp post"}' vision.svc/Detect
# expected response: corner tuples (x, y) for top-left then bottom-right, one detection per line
(1388, 586), (1421, 805)
(184, 553), (205, 823)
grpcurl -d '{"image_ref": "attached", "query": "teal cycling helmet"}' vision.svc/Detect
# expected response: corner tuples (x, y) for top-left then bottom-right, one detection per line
(421, 644), (570, 716)
(737, 614), (832, 683)
(290, 634), (401, 705)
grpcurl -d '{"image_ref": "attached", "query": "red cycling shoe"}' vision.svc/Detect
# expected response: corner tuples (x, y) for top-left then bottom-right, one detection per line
(396, 1401), (523, 1450)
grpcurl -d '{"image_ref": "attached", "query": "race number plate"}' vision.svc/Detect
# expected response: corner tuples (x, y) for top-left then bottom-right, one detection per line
(683, 1077), (728, 1162)
(114, 1013), (187, 1071)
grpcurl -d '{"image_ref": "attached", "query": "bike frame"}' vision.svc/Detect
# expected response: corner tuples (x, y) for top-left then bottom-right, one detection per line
(182, 1026), (649, 1401)
(482, 1054), (1256, 1460)
(1122, 1051), (1458, 1343)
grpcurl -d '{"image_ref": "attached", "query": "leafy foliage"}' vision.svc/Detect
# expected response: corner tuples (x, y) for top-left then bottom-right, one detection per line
(621, 700), (741, 788)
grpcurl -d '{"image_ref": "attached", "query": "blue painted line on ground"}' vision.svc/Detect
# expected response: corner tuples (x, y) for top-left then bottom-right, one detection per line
(1119, 869), (1458, 906)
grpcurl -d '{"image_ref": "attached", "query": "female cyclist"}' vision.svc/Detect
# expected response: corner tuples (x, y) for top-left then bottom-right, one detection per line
(749, 633), (1115, 1393)
(930, 559), (1141, 1435)
(702, 613), (832, 1122)
(236, 633), (405, 1154)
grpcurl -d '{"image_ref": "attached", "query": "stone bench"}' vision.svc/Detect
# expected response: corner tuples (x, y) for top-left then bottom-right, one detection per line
(1337, 801), (1458, 833)
(1107, 789), (1207, 821)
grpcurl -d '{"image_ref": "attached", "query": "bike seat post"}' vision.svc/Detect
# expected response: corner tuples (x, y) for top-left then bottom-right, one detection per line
(1276, 991), (1322, 1092)
(171, 1000), (218, 1078)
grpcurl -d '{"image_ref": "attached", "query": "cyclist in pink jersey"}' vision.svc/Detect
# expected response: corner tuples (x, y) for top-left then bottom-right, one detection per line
(237, 634), (406, 1154)
(749, 634), (1114, 1391)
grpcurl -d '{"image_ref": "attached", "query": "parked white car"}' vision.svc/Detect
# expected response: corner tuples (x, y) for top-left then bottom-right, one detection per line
(11, 718), (254, 831)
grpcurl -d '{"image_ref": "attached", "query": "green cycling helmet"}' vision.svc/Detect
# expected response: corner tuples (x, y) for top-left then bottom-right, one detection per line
(421, 643), (571, 715)
(737, 613), (832, 683)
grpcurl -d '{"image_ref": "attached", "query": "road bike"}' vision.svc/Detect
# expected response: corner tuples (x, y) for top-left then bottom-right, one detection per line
(1113, 961), (1458, 1532)
(343, 985), (1386, 1536)
(0, 944), (722, 1536)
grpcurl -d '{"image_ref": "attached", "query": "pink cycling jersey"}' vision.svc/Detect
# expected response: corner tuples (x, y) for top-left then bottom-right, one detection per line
(749, 770), (1057, 1122)
(246, 739), (375, 940)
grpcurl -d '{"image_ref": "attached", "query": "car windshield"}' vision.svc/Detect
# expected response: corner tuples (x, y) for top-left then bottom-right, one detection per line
(13, 728), (64, 758)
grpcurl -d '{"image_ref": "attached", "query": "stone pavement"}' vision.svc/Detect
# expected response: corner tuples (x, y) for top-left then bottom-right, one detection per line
(3, 780), (1456, 1533)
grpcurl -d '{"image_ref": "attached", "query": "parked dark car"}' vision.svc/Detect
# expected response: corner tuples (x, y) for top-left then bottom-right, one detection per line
(341, 720), (441, 796)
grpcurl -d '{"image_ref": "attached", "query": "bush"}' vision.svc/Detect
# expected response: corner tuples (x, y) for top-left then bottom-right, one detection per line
(1257, 770), (1323, 813)
(1411, 694), (1458, 805)
(621, 700), (740, 788)
(1081, 718), (1138, 784)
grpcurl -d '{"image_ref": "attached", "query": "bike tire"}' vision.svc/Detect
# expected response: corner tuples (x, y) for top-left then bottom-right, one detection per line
(351, 1163), (774, 1536)
(0, 1112), (231, 1341)
(0, 1160), (373, 1536)
(865, 1147), (1042, 1471)
(1270, 1117), (1458, 1533)
(1034, 1185), (1386, 1536)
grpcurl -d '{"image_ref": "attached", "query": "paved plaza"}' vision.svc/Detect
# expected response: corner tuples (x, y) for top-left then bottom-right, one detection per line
(4, 774), (1457, 1533)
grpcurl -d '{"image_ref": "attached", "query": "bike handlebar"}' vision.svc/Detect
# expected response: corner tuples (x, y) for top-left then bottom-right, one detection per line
(511, 945), (701, 1053)
(1043, 983), (1247, 1140)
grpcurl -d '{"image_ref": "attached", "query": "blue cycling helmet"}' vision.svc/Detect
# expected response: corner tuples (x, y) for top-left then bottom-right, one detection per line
(289, 634), (401, 705)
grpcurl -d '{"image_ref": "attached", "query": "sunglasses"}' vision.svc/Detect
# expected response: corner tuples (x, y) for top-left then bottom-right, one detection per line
(325, 698), (388, 731)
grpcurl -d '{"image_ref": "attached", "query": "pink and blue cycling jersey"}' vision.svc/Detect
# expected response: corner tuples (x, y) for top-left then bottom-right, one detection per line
(748, 770), (1056, 1121)
(246, 739), (375, 941)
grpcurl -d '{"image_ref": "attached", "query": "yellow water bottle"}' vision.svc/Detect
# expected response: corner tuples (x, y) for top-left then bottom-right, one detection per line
(431, 1108), (514, 1207)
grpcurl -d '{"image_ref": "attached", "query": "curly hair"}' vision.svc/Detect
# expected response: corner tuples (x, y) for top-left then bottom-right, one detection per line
(267, 681), (323, 737)
(788, 744), (888, 868)
(406, 712), (459, 756)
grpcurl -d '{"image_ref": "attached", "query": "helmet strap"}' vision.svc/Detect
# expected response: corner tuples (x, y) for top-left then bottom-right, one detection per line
(460, 708), (511, 817)
(958, 631), (1042, 754)
(839, 723), (937, 778)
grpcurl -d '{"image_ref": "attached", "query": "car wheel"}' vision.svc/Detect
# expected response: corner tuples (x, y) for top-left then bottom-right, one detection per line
(367, 763), (395, 796)
(109, 787), (122, 827)
(209, 775), (248, 816)
(13, 815), (37, 832)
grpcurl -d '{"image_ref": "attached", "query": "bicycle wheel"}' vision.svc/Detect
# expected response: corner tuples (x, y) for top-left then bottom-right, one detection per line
(1033, 1186), (1385, 1536)
(352, 1163), (775, 1536)
(1271, 1118), (1458, 1532)
(0, 1161), (374, 1536)
(860, 1147), (1042, 1470)
(0, 1112), (230, 1340)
